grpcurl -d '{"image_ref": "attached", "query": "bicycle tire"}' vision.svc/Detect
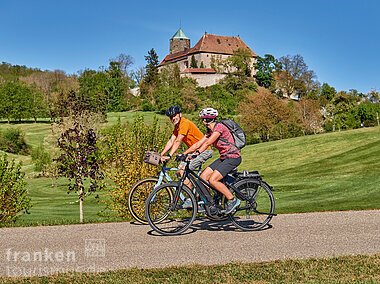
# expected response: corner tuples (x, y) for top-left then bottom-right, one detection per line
(128, 178), (163, 224)
(145, 182), (197, 236)
(229, 178), (275, 231)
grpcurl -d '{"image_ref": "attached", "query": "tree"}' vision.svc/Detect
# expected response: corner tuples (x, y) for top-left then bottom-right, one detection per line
(238, 87), (303, 142)
(55, 92), (104, 223)
(254, 54), (281, 88)
(105, 61), (131, 112)
(225, 48), (253, 77)
(143, 48), (159, 86)
(319, 83), (337, 106)
(190, 55), (198, 68)
(274, 54), (319, 99)
(0, 154), (30, 223)
(110, 53), (134, 76)
(78, 69), (108, 115)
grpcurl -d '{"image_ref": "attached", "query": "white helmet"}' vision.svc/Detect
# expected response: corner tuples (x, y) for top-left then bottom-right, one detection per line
(199, 108), (218, 119)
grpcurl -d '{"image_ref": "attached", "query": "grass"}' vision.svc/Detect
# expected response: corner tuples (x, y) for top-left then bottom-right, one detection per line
(1, 254), (379, 283)
(241, 126), (380, 214)
(0, 114), (379, 226)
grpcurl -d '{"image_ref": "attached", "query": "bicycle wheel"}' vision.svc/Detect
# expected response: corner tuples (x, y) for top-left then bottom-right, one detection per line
(229, 178), (275, 231)
(128, 178), (162, 224)
(146, 182), (197, 236)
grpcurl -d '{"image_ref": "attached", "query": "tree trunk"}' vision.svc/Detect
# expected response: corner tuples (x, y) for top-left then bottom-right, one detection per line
(79, 188), (84, 223)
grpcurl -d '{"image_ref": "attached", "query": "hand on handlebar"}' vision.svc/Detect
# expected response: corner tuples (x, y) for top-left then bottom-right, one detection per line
(160, 156), (170, 163)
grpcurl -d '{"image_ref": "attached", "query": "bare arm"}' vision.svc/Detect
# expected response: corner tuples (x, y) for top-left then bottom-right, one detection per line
(198, 131), (220, 153)
(168, 134), (185, 157)
(183, 136), (208, 155)
(160, 134), (176, 156)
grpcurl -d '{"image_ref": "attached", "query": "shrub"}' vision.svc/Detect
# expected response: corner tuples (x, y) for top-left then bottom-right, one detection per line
(0, 128), (30, 155)
(100, 115), (170, 217)
(31, 144), (52, 174)
(0, 154), (30, 223)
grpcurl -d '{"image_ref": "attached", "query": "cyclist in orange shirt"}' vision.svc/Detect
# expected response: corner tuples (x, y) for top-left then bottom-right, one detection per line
(160, 105), (212, 170)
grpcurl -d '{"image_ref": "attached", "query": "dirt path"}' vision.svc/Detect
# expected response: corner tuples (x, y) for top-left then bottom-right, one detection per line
(1, 210), (379, 277)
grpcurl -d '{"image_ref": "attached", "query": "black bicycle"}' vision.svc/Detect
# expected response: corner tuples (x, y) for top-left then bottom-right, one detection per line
(145, 154), (276, 236)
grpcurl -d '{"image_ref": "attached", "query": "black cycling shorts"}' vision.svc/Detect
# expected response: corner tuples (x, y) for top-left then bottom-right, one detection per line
(208, 157), (242, 177)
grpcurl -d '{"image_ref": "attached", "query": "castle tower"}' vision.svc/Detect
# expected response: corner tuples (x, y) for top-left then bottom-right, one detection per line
(170, 28), (190, 54)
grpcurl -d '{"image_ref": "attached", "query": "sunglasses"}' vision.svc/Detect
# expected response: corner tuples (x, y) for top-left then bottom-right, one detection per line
(202, 118), (214, 123)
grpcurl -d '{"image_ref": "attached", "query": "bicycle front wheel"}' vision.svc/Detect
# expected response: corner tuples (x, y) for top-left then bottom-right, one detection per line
(229, 178), (275, 231)
(145, 182), (197, 236)
(128, 178), (162, 224)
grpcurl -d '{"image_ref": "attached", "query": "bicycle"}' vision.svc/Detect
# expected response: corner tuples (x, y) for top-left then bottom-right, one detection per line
(145, 154), (276, 236)
(128, 160), (178, 224)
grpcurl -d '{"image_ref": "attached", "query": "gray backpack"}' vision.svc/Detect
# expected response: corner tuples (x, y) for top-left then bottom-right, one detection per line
(217, 119), (246, 150)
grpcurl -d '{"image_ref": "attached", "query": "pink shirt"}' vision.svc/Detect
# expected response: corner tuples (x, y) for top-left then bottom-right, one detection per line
(208, 123), (241, 159)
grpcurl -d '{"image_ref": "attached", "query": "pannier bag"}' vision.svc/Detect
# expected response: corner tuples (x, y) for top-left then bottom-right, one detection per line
(144, 151), (161, 166)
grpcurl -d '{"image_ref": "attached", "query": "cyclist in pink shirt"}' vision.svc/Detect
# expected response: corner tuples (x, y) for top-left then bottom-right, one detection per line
(184, 108), (241, 214)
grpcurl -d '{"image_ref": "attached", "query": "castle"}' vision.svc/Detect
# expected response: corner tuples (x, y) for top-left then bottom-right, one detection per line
(158, 28), (257, 87)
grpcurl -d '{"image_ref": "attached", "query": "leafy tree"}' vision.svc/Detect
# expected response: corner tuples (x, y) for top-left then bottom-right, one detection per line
(55, 92), (104, 223)
(274, 54), (319, 99)
(78, 69), (108, 115)
(255, 54), (281, 88)
(320, 83), (337, 106)
(0, 154), (30, 223)
(106, 61), (131, 112)
(200, 61), (205, 68)
(238, 87), (303, 142)
(225, 48), (253, 77)
(190, 55), (198, 68)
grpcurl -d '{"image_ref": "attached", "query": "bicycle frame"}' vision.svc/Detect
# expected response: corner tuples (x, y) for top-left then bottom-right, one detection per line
(172, 158), (239, 209)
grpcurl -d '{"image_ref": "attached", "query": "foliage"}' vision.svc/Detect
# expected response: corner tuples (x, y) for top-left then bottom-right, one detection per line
(100, 115), (170, 217)
(274, 54), (320, 99)
(0, 154), (30, 223)
(190, 55), (198, 68)
(55, 91), (104, 222)
(238, 87), (306, 142)
(0, 80), (48, 122)
(31, 144), (52, 174)
(0, 128), (30, 155)
(143, 48), (159, 86)
(105, 61), (133, 112)
(254, 54), (281, 88)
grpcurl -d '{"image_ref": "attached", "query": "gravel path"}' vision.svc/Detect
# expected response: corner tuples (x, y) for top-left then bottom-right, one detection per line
(1, 210), (379, 277)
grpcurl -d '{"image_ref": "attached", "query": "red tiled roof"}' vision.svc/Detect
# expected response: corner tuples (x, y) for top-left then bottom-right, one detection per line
(159, 33), (256, 66)
(189, 34), (256, 56)
(182, 68), (216, 74)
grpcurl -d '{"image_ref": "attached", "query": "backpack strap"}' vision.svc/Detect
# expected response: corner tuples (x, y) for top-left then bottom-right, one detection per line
(215, 122), (240, 156)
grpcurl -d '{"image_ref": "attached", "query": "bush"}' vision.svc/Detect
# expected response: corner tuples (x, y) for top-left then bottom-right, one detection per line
(31, 144), (52, 174)
(0, 154), (30, 223)
(100, 115), (170, 217)
(0, 128), (30, 155)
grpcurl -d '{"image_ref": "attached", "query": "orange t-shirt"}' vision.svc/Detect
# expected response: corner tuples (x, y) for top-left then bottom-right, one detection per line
(173, 117), (203, 148)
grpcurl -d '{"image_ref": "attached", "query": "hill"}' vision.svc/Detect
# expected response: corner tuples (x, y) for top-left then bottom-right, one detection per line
(244, 126), (380, 213)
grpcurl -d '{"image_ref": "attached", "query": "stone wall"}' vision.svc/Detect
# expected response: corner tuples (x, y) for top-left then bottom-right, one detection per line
(181, 73), (226, 87)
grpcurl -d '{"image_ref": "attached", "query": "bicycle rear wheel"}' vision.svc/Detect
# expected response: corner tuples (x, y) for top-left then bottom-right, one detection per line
(229, 178), (275, 231)
(145, 182), (197, 236)
(128, 178), (162, 224)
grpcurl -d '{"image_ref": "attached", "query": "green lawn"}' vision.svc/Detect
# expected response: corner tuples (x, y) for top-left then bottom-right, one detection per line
(242, 126), (380, 213)
(1, 113), (379, 225)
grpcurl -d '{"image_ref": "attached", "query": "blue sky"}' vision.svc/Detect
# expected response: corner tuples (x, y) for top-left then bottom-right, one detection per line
(1, 0), (379, 93)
